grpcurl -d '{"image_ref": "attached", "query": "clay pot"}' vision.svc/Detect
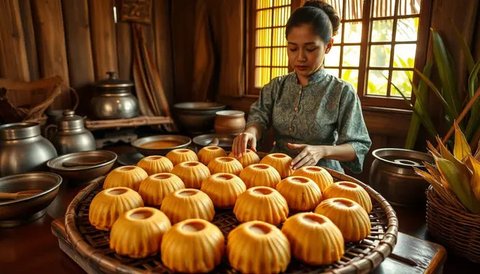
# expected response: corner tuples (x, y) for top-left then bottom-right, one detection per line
(214, 110), (246, 135)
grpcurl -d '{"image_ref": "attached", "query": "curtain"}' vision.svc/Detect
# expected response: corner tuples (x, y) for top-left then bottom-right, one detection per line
(191, 0), (245, 101)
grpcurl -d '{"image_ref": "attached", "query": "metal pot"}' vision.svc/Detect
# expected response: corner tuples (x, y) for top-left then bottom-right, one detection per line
(0, 122), (57, 176)
(369, 148), (433, 207)
(173, 102), (226, 134)
(45, 110), (96, 155)
(91, 72), (139, 119)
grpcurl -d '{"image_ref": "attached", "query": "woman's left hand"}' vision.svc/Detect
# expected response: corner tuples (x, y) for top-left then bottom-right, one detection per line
(287, 143), (327, 170)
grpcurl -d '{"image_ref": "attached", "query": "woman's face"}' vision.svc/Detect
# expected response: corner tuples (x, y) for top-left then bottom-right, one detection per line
(287, 24), (332, 82)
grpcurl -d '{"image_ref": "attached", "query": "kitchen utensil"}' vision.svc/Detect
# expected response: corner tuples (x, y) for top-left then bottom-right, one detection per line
(45, 109), (96, 155)
(0, 122), (57, 177)
(0, 189), (44, 200)
(47, 150), (117, 183)
(91, 72), (139, 119)
(131, 135), (191, 156)
(173, 102), (226, 134)
(0, 172), (62, 227)
(214, 110), (246, 135)
(370, 148), (432, 207)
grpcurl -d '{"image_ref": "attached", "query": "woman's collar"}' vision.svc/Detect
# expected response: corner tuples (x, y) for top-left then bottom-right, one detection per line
(291, 69), (327, 86)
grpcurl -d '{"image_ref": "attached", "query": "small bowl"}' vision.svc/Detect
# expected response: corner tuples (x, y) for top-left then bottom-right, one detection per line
(0, 172), (62, 227)
(131, 135), (192, 156)
(47, 150), (117, 183)
(192, 133), (235, 151)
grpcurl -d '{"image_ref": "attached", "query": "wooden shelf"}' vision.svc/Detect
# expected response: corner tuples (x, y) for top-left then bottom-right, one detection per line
(85, 115), (173, 130)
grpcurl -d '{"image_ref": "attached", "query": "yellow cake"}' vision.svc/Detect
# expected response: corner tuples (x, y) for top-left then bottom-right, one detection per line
(276, 176), (322, 211)
(282, 212), (344, 265)
(160, 188), (215, 223)
(136, 155), (174, 175)
(138, 173), (185, 207)
(315, 197), (371, 242)
(103, 165), (148, 191)
(200, 173), (246, 208)
(234, 186), (288, 225)
(110, 207), (171, 258)
(89, 187), (144, 230)
(171, 161), (210, 189)
(161, 219), (224, 273)
(239, 163), (281, 188)
(228, 221), (290, 273)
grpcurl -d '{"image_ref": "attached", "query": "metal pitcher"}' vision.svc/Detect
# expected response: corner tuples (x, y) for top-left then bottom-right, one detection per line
(45, 110), (96, 155)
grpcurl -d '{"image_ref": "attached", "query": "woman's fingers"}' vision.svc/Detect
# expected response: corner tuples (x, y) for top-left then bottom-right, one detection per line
(233, 133), (254, 157)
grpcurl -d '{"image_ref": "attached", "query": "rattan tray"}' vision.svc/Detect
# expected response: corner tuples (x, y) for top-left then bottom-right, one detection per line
(65, 170), (398, 274)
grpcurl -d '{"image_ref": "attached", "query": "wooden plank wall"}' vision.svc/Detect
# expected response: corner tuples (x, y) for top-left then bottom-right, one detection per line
(0, 0), (174, 115)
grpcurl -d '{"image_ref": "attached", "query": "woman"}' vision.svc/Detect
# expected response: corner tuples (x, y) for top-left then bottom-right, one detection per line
(232, 0), (371, 174)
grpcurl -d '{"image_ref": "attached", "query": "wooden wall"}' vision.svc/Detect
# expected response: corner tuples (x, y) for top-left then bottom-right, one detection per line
(0, 0), (174, 114)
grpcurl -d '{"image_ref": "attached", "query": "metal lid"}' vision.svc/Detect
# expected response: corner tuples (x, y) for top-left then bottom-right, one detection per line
(58, 110), (85, 130)
(0, 122), (40, 140)
(95, 71), (133, 89)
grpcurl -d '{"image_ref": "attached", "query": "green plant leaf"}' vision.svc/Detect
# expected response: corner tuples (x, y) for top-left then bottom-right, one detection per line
(431, 29), (461, 117)
(403, 62), (433, 149)
(466, 68), (480, 140)
(390, 77), (438, 139)
(413, 67), (457, 125)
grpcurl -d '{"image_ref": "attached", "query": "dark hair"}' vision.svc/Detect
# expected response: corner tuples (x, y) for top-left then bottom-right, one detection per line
(285, 0), (340, 42)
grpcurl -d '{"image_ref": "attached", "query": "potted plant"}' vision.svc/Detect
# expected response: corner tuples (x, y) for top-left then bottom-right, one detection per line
(394, 29), (480, 151)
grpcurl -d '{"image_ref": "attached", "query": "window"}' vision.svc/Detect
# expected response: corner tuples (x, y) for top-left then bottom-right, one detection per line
(247, 0), (430, 109)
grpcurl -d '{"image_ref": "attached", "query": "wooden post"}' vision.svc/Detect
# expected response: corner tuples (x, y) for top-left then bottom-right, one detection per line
(31, 0), (71, 109)
(0, 0), (30, 81)
(89, 0), (118, 80)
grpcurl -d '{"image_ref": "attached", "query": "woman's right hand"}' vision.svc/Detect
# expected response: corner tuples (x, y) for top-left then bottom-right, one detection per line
(232, 132), (257, 157)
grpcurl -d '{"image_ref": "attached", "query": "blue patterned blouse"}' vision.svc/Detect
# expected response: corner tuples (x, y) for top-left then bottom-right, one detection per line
(246, 69), (372, 173)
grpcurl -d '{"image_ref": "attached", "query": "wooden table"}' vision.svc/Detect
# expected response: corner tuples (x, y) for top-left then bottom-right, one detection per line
(0, 144), (475, 273)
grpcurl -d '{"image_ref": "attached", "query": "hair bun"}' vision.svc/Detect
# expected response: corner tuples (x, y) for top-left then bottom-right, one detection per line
(303, 0), (340, 36)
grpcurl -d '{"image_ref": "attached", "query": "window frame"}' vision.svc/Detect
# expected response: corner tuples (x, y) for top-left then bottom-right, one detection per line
(245, 0), (433, 110)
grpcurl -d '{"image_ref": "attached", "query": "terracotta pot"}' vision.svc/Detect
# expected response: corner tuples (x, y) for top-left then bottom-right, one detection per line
(214, 110), (245, 135)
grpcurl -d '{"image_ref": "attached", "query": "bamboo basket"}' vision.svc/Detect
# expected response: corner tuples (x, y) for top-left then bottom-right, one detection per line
(426, 186), (480, 263)
(65, 169), (398, 273)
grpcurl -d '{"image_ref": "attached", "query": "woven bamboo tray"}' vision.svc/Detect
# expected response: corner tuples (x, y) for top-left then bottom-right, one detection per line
(426, 186), (480, 263)
(65, 169), (398, 274)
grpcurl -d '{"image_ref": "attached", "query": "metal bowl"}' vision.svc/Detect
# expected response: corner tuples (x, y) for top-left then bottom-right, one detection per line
(192, 133), (235, 151)
(131, 135), (192, 156)
(173, 102), (226, 134)
(0, 172), (62, 227)
(47, 150), (117, 183)
(369, 148), (433, 207)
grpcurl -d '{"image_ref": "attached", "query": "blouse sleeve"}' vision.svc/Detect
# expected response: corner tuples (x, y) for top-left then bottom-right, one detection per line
(336, 84), (372, 173)
(245, 79), (277, 133)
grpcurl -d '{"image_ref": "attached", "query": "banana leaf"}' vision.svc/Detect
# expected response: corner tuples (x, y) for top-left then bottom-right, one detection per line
(431, 29), (461, 117)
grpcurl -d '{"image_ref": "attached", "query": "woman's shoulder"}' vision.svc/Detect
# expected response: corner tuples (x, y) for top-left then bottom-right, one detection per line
(323, 72), (355, 93)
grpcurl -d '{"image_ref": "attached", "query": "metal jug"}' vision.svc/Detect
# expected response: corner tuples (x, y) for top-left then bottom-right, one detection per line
(46, 110), (96, 155)
(0, 122), (57, 176)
